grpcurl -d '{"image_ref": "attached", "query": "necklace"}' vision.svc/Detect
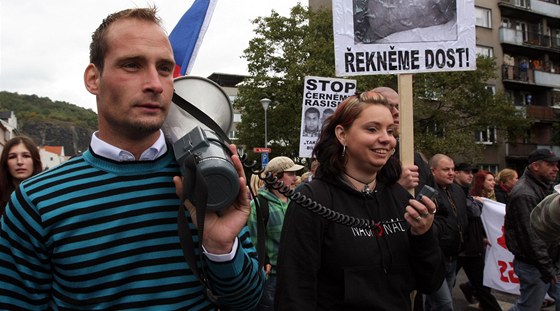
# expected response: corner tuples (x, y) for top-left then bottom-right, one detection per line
(344, 172), (376, 195)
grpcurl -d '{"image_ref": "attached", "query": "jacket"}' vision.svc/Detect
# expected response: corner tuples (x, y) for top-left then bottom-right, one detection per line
(457, 184), (486, 257)
(432, 183), (469, 258)
(275, 177), (445, 311)
(494, 184), (510, 204)
(504, 168), (558, 282)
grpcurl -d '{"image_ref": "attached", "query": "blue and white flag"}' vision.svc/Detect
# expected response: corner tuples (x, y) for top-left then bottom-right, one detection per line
(169, 0), (217, 77)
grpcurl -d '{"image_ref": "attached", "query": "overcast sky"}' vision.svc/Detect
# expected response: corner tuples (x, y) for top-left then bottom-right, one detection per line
(0, 1), (303, 112)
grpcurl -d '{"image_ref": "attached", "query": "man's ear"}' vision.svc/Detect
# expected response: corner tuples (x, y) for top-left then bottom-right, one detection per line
(84, 64), (100, 95)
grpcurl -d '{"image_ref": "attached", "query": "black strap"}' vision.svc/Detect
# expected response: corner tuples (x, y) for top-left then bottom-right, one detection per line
(177, 154), (219, 304)
(254, 194), (269, 269)
(172, 92), (231, 144)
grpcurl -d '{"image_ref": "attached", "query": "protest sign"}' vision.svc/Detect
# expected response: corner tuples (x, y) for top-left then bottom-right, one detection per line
(332, 0), (476, 76)
(298, 76), (356, 158)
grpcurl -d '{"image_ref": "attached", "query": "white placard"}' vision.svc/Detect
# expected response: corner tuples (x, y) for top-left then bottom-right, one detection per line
(332, 0), (476, 76)
(298, 76), (357, 158)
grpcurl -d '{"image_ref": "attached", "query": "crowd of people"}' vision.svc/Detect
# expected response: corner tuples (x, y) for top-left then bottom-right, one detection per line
(0, 5), (559, 311)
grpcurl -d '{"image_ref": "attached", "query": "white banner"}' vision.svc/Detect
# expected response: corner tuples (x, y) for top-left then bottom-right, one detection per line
(481, 198), (520, 295)
(298, 76), (357, 158)
(332, 0), (477, 76)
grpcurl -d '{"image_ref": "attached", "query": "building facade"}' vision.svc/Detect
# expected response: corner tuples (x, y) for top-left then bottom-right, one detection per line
(310, 0), (560, 173)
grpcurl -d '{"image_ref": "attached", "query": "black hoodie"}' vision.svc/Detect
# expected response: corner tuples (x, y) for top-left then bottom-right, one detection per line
(275, 176), (445, 310)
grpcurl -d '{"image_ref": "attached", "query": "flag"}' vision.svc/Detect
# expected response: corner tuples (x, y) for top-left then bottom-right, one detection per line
(169, 0), (217, 77)
(480, 198), (520, 295)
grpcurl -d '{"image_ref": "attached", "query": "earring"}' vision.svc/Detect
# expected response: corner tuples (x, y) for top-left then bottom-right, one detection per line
(342, 145), (346, 158)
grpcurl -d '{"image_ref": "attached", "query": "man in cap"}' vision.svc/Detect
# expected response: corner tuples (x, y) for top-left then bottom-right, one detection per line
(454, 163), (502, 310)
(505, 149), (560, 311)
(247, 156), (303, 311)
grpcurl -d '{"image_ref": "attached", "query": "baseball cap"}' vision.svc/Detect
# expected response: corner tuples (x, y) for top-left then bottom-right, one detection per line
(528, 149), (560, 164)
(455, 163), (476, 173)
(264, 156), (304, 174)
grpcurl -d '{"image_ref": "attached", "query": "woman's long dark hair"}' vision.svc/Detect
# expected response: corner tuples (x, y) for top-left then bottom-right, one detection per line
(0, 136), (42, 211)
(313, 91), (401, 184)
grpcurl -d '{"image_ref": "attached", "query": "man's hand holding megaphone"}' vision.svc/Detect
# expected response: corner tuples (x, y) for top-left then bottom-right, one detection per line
(174, 143), (251, 254)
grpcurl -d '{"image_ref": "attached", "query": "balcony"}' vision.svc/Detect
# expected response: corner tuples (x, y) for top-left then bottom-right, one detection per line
(505, 142), (538, 158)
(526, 105), (557, 120)
(532, 0), (560, 19)
(500, 27), (560, 51)
(502, 64), (560, 87)
(535, 70), (560, 87)
(499, 0), (560, 19)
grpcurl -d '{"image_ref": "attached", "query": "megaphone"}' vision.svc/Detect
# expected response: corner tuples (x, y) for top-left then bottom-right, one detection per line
(162, 76), (238, 212)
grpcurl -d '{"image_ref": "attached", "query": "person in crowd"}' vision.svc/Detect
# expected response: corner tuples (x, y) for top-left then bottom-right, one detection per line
(250, 173), (265, 196)
(302, 107), (321, 136)
(373, 86), (434, 311)
(504, 149), (560, 311)
(275, 91), (445, 310)
(454, 163), (502, 311)
(425, 154), (469, 311)
(299, 159), (319, 185)
(372, 86), (433, 194)
(0, 135), (43, 213)
(247, 156), (303, 311)
(0, 7), (264, 310)
(495, 168), (518, 204)
(471, 170), (497, 201)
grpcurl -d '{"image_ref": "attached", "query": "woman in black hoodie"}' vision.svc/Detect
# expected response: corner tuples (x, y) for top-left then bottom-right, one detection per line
(275, 91), (445, 310)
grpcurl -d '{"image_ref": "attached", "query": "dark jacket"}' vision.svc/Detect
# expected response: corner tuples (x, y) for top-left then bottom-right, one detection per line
(457, 184), (486, 257)
(504, 168), (559, 282)
(494, 184), (509, 204)
(432, 183), (469, 258)
(275, 177), (445, 311)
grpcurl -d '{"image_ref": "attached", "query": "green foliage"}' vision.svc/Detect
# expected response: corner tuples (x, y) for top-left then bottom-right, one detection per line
(233, 5), (531, 162)
(0, 91), (97, 129)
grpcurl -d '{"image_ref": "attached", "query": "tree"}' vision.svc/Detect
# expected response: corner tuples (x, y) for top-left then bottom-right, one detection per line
(234, 4), (530, 164)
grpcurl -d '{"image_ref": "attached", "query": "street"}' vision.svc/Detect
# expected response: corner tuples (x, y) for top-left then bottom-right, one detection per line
(452, 269), (555, 310)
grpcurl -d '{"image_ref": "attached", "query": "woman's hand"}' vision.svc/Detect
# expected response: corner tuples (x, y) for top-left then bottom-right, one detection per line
(404, 195), (437, 235)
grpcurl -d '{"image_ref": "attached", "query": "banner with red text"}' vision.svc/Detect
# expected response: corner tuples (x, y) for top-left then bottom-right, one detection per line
(481, 198), (520, 295)
(332, 0), (476, 76)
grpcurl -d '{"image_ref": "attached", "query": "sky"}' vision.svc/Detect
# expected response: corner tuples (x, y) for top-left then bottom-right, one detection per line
(0, 1), (303, 112)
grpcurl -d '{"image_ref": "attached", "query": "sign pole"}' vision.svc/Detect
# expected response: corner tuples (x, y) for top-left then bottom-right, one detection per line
(398, 74), (414, 196)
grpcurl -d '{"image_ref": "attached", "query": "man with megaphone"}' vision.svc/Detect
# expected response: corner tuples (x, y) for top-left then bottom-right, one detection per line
(0, 6), (264, 311)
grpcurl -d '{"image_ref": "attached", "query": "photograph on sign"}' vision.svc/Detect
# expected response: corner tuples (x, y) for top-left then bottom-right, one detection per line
(333, 0), (476, 76)
(298, 76), (357, 158)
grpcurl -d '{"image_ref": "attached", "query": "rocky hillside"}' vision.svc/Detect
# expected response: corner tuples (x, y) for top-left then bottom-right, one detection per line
(0, 91), (97, 156)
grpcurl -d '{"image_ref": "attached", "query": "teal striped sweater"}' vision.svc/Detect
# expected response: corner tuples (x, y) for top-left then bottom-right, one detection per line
(0, 149), (263, 310)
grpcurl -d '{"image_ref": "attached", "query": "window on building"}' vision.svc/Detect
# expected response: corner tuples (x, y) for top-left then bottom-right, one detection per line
(228, 130), (238, 140)
(476, 45), (494, 58)
(233, 113), (242, 123)
(475, 126), (497, 144)
(478, 164), (499, 175)
(485, 85), (496, 95)
(475, 7), (492, 28)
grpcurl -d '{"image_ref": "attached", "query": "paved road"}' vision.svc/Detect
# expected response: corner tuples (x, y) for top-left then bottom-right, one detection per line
(452, 269), (555, 310)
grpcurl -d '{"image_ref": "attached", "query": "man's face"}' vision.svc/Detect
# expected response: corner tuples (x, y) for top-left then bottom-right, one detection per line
(305, 111), (320, 132)
(432, 158), (455, 187)
(383, 91), (400, 127)
(532, 161), (559, 183)
(85, 18), (175, 142)
(454, 170), (473, 187)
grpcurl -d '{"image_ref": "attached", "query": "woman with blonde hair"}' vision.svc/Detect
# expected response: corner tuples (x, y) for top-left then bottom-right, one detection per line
(494, 168), (518, 204)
